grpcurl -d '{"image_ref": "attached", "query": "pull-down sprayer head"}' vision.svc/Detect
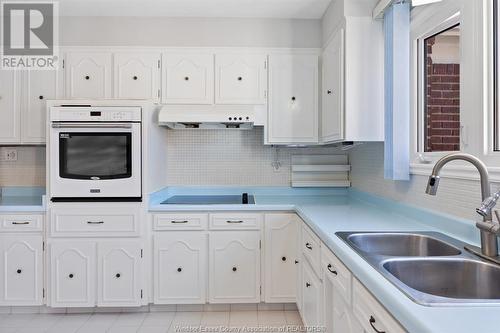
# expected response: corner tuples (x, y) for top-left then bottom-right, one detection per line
(425, 175), (441, 195)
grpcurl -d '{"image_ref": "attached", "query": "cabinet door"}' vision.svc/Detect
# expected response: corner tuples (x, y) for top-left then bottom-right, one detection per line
(154, 232), (207, 304)
(50, 241), (96, 307)
(22, 70), (58, 144)
(97, 241), (142, 307)
(65, 52), (112, 98)
(321, 28), (345, 143)
(0, 235), (43, 305)
(264, 214), (298, 303)
(215, 54), (267, 104)
(302, 258), (322, 328)
(0, 71), (21, 143)
(268, 54), (318, 144)
(209, 231), (260, 303)
(162, 53), (214, 104)
(114, 52), (161, 101)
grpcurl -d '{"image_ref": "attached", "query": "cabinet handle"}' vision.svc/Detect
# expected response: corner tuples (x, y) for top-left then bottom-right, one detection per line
(226, 220), (243, 224)
(305, 243), (312, 250)
(171, 220), (188, 224)
(282, 256), (287, 262)
(306, 282), (311, 288)
(327, 90), (332, 95)
(16, 269), (22, 274)
(87, 221), (104, 224)
(85, 75), (90, 80)
(295, 260), (299, 264)
(327, 264), (338, 275)
(11, 221), (30, 225)
(115, 273), (121, 278)
(184, 76), (189, 81)
(237, 76), (243, 81)
(39, 95), (44, 100)
(369, 316), (386, 333)
(68, 273), (74, 279)
(291, 96), (296, 101)
(232, 267), (237, 272)
(133, 75), (138, 80)
(177, 267), (182, 272)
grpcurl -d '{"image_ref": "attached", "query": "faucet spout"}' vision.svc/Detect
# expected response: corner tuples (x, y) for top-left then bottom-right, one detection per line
(426, 153), (498, 258)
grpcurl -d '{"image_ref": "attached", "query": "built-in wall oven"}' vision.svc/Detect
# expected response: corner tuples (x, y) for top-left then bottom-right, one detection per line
(49, 106), (142, 201)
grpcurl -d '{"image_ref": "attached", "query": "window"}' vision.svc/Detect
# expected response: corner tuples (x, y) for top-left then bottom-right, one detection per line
(422, 24), (461, 152)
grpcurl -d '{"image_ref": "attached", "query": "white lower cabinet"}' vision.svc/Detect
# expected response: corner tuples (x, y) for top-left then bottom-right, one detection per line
(209, 231), (261, 303)
(301, 256), (322, 328)
(154, 232), (207, 304)
(49, 240), (143, 308)
(0, 235), (43, 305)
(264, 213), (298, 303)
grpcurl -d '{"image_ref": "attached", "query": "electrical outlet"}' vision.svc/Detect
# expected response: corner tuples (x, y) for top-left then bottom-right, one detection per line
(1, 148), (18, 161)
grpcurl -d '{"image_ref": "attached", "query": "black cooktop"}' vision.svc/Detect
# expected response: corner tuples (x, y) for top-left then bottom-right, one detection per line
(161, 194), (255, 205)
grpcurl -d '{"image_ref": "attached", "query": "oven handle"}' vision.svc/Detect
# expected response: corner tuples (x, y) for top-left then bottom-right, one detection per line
(51, 123), (133, 129)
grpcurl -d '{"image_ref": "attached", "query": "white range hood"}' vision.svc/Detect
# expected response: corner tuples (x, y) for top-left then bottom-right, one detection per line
(158, 105), (261, 129)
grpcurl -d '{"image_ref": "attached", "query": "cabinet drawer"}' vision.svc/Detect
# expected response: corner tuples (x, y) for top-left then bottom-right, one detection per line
(321, 243), (351, 305)
(353, 278), (406, 333)
(301, 224), (320, 275)
(209, 213), (262, 230)
(154, 213), (208, 231)
(0, 215), (43, 232)
(49, 207), (140, 237)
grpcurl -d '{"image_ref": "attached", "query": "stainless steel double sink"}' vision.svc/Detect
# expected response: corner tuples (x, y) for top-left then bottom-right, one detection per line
(336, 232), (500, 306)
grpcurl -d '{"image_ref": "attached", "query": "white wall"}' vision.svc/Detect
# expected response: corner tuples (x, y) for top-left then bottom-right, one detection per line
(59, 16), (322, 47)
(0, 147), (45, 187)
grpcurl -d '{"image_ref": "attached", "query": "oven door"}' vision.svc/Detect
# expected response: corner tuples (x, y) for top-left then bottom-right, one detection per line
(50, 123), (142, 201)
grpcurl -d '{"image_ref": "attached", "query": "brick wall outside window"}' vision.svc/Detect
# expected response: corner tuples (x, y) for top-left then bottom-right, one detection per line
(425, 37), (460, 152)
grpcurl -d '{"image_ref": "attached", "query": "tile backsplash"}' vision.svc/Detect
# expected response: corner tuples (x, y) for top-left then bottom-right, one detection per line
(165, 127), (343, 186)
(0, 146), (45, 187)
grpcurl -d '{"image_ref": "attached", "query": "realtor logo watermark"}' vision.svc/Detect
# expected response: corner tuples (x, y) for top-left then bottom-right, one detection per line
(1, 1), (59, 70)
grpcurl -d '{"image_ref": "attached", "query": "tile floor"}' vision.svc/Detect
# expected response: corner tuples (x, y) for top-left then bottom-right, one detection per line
(0, 310), (304, 333)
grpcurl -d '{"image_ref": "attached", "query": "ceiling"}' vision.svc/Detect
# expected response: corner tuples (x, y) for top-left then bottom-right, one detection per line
(57, 0), (333, 19)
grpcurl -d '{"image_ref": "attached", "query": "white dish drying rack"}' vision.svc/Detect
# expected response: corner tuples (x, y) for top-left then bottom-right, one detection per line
(291, 154), (351, 187)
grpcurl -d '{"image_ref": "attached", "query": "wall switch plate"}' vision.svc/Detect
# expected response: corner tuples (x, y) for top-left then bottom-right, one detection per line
(1, 148), (18, 161)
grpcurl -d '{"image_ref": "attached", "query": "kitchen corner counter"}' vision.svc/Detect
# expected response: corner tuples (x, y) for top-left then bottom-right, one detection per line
(149, 186), (500, 333)
(0, 187), (46, 212)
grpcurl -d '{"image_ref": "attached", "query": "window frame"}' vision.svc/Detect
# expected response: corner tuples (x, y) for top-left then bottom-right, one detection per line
(409, 0), (500, 181)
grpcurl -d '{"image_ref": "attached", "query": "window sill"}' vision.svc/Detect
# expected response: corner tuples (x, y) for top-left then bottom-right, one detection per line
(410, 163), (500, 182)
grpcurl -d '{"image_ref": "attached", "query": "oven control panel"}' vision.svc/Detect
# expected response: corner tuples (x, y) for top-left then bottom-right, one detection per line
(50, 106), (142, 122)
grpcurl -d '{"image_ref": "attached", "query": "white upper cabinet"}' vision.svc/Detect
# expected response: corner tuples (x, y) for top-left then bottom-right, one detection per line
(65, 52), (113, 99)
(22, 70), (58, 144)
(114, 52), (161, 101)
(97, 241), (142, 307)
(321, 29), (344, 144)
(0, 235), (43, 305)
(264, 214), (298, 303)
(162, 53), (214, 104)
(267, 54), (319, 144)
(215, 53), (267, 104)
(0, 71), (21, 143)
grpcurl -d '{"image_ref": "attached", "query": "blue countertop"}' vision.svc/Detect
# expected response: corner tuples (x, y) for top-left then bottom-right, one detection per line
(150, 186), (499, 333)
(0, 187), (46, 212)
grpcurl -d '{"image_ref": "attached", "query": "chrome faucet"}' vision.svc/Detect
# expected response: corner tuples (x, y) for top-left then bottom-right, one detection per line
(425, 153), (500, 260)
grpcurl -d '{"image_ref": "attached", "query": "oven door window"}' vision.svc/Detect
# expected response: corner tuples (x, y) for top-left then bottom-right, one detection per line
(59, 133), (132, 180)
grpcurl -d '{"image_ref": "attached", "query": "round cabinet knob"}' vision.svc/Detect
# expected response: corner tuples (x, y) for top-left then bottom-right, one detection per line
(115, 273), (121, 278)
(237, 76), (243, 81)
(294, 260), (299, 264)
(177, 267), (182, 272)
(16, 269), (22, 274)
(133, 75), (138, 80)
(69, 273), (74, 279)
(291, 96), (296, 101)
(184, 76), (189, 81)
(282, 256), (287, 262)
(232, 267), (237, 272)
(39, 95), (44, 100)
(85, 75), (90, 80)
(306, 282), (311, 288)
(327, 90), (332, 95)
